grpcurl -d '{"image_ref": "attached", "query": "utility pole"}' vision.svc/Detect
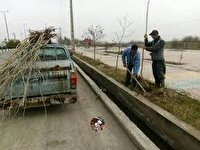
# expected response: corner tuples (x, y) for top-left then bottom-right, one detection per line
(0, 11), (10, 40)
(20, 32), (23, 40)
(58, 27), (62, 39)
(12, 33), (16, 40)
(23, 24), (27, 38)
(45, 24), (47, 29)
(70, 0), (75, 51)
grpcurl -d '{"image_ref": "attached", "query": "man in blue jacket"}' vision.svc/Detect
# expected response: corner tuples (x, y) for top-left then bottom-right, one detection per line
(122, 44), (140, 87)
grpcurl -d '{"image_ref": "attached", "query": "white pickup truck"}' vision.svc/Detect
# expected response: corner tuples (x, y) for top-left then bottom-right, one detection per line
(1, 44), (77, 109)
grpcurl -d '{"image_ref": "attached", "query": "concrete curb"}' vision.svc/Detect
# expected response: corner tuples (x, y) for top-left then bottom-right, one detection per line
(73, 55), (200, 150)
(75, 64), (159, 150)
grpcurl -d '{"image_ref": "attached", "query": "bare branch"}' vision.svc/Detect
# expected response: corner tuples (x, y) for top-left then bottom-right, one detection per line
(82, 25), (105, 60)
(113, 16), (134, 44)
(112, 16), (135, 71)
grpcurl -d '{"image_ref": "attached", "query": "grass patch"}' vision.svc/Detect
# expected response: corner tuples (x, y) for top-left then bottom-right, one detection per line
(74, 53), (200, 130)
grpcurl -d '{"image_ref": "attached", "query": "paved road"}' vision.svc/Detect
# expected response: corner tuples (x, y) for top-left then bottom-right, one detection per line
(76, 47), (200, 101)
(0, 73), (138, 150)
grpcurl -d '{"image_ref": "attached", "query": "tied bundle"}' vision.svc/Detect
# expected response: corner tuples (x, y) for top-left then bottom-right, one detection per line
(0, 27), (56, 109)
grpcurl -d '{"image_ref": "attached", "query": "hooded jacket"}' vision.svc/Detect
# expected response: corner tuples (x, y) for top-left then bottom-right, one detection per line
(122, 47), (140, 75)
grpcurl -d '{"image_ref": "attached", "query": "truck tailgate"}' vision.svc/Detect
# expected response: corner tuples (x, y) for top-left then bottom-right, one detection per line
(2, 60), (74, 100)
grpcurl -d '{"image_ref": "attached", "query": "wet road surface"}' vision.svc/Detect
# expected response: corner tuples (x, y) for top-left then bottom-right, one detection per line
(0, 73), (138, 150)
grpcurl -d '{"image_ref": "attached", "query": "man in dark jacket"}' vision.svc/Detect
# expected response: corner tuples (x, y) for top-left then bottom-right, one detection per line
(144, 30), (166, 87)
(122, 44), (140, 87)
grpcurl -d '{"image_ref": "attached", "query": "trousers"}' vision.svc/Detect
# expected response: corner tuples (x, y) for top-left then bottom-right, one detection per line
(152, 60), (166, 87)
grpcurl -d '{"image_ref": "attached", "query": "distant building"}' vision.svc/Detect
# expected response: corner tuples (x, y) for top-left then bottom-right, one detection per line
(82, 38), (92, 47)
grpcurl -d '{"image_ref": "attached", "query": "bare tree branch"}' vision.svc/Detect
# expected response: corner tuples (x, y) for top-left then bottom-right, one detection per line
(112, 16), (135, 71)
(82, 25), (105, 60)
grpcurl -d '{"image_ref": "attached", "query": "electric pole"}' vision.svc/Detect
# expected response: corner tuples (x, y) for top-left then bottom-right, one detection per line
(70, 0), (75, 51)
(45, 24), (47, 29)
(59, 27), (62, 39)
(0, 11), (10, 41)
(23, 24), (27, 38)
(12, 33), (16, 40)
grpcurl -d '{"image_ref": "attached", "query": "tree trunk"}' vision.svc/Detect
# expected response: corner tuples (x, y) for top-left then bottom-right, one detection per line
(115, 46), (121, 71)
(140, 48), (145, 77)
(94, 46), (96, 60)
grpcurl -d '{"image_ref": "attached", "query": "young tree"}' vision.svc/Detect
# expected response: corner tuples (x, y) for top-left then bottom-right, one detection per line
(5, 39), (20, 49)
(82, 25), (104, 60)
(112, 16), (134, 71)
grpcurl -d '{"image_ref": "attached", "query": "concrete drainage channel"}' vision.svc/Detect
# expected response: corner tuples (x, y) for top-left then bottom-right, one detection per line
(76, 64), (158, 150)
(73, 56), (200, 150)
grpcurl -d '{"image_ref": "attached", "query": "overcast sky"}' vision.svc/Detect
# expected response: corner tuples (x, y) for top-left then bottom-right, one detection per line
(0, 0), (200, 42)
